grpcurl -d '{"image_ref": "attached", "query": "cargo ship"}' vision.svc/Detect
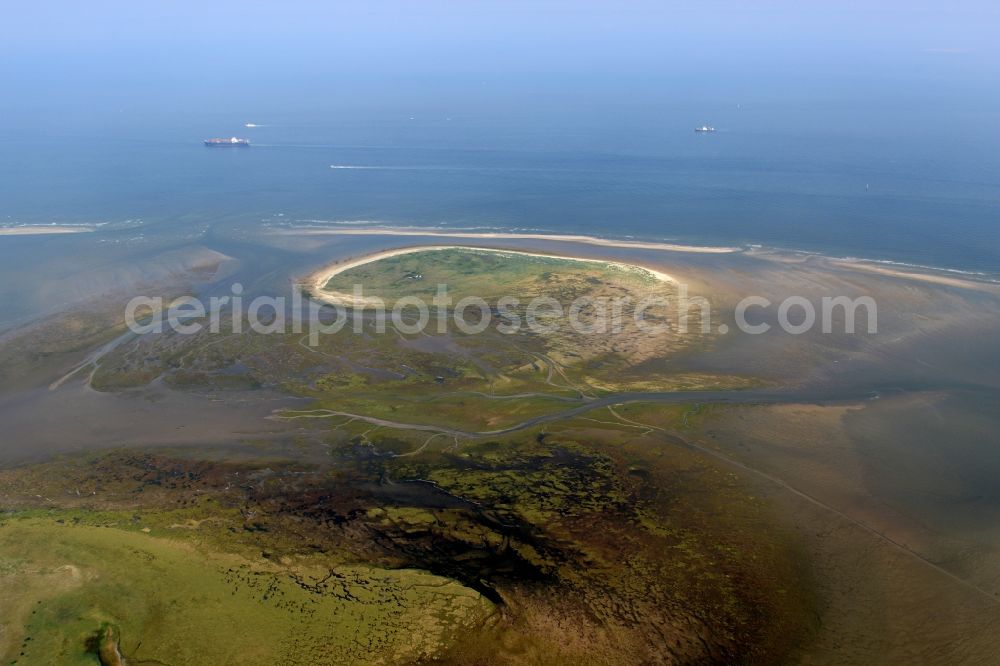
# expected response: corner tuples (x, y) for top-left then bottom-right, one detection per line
(204, 137), (250, 146)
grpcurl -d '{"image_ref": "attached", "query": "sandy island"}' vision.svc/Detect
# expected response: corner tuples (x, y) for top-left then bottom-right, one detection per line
(288, 227), (1000, 295)
(277, 227), (740, 254)
(301, 245), (674, 306)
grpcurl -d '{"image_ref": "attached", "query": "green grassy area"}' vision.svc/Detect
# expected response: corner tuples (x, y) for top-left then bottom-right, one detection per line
(322, 247), (657, 304)
(0, 516), (492, 665)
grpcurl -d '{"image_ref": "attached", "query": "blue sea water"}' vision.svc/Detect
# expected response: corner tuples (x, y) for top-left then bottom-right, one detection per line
(1, 93), (997, 278)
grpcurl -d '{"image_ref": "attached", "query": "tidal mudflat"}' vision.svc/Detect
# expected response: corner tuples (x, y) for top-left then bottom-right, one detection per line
(2, 228), (999, 664)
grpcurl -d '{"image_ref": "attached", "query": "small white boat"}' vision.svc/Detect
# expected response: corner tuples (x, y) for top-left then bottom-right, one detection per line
(695, 125), (716, 133)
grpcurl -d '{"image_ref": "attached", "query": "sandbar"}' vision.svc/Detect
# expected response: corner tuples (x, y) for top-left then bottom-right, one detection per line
(277, 227), (740, 254)
(829, 259), (1000, 293)
(0, 226), (95, 236)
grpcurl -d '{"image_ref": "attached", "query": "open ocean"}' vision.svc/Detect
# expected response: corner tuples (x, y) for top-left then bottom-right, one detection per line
(2, 95), (998, 270)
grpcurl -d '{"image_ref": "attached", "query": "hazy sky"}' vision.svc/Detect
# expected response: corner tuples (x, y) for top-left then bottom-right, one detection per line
(2, 1), (998, 124)
(4, 1), (998, 69)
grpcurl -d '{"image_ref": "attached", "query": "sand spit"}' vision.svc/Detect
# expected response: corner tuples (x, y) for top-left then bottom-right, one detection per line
(0, 226), (95, 236)
(277, 227), (740, 254)
(828, 259), (1000, 293)
(301, 245), (674, 306)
